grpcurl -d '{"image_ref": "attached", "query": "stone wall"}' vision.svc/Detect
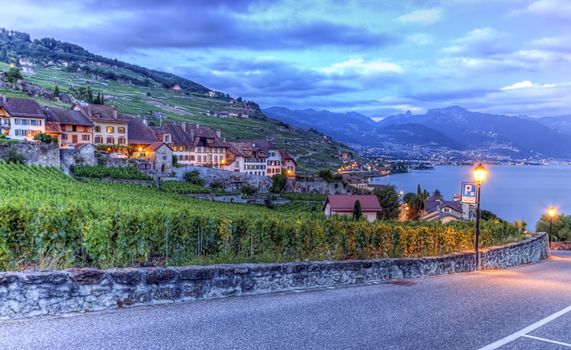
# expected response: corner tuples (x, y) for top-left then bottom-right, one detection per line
(174, 166), (272, 191)
(550, 242), (571, 250)
(286, 180), (350, 195)
(0, 233), (548, 320)
(60, 145), (97, 174)
(0, 143), (60, 167)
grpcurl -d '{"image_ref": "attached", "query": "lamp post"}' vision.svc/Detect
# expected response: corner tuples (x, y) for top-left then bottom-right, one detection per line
(473, 164), (487, 270)
(547, 207), (557, 245)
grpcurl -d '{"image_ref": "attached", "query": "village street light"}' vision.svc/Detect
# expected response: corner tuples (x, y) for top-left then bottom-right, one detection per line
(548, 207), (557, 245)
(473, 163), (487, 270)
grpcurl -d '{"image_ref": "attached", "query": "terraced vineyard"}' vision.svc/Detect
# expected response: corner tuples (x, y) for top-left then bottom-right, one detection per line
(0, 164), (525, 271)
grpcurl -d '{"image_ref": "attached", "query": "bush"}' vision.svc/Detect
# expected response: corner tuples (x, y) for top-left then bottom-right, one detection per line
(5, 149), (26, 164)
(536, 213), (571, 241)
(71, 165), (151, 180)
(269, 174), (288, 194)
(183, 170), (203, 185)
(240, 184), (258, 197)
(318, 169), (334, 182)
(33, 133), (57, 144)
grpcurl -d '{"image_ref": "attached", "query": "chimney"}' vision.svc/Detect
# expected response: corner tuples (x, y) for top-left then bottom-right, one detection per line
(142, 118), (148, 126)
(113, 107), (118, 120)
(181, 122), (186, 132)
(216, 129), (221, 138)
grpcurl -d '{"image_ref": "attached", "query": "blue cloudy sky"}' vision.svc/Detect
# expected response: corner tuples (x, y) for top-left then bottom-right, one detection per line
(2, 0), (571, 117)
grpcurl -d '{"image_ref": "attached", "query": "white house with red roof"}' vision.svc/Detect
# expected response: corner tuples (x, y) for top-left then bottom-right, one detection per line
(324, 195), (382, 222)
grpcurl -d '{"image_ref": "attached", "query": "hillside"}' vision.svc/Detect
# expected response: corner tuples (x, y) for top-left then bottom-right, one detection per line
(0, 29), (354, 173)
(536, 115), (571, 135)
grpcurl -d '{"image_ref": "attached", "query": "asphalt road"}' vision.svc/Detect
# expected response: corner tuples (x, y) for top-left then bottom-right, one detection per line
(1, 251), (570, 350)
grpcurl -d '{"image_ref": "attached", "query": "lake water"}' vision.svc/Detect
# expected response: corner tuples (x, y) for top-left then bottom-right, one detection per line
(371, 165), (571, 227)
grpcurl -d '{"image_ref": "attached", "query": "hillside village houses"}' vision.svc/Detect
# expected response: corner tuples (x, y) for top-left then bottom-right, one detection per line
(0, 96), (296, 178)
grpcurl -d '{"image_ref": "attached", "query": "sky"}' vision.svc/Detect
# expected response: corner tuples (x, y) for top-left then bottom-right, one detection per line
(2, 0), (571, 117)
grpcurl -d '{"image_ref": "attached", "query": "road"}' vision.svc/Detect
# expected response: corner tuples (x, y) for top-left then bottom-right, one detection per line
(1, 251), (570, 350)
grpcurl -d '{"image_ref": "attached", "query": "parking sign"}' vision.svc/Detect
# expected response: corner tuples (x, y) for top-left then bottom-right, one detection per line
(461, 182), (477, 204)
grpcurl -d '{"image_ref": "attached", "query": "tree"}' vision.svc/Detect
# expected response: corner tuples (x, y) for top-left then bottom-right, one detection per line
(5, 67), (23, 83)
(373, 185), (400, 220)
(536, 213), (571, 242)
(353, 200), (362, 221)
(183, 170), (203, 185)
(53, 85), (60, 97)
(240, 184), (258, 197)
(269, 173), (288, 194)
(433, 189), (442, 199)
(318, 169), (334, 182)
(33, 133), (57, 144)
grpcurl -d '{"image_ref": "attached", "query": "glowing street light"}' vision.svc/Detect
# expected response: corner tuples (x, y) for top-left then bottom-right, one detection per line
(547, 207), (557, 245)
(473, 163), (488, 270)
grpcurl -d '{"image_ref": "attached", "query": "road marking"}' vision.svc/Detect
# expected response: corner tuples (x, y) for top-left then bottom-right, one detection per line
(522, 335), (571, 348)
(479, 304), (571, 350)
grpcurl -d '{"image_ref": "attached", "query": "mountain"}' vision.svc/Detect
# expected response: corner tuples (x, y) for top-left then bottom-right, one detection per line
(266, 105), (571, 160)
(265, 107), (468, 150)
(0, 29), (356, 172)
(379, 106), (571, 158)
(535, 115), (571, 135)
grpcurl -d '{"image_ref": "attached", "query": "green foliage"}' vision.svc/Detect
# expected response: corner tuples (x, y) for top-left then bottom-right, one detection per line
(53, 85), (60, 97)
(210, 180), (226, 192)
(373, 185), (400, 220)
(160, 180), (212, 194)
(33, 133), (57, 144)
(71, 165), (151, 180)
(403, 192), (425, 220)
(536, 213), (571, 242)
(353, 200), (362, 221)
(4, 67), (22, 83)
(269, 174), (288, 194)
(183, 170), (203, 185)
(282, 192), (326, 202)
(0, 164), (526, 270)
(318, 169), (334, 182)
(240, 184), (258, 196)
(5, 149), (26, 164)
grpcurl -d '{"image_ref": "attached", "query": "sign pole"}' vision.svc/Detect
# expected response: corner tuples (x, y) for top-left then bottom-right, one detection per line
(475, 182), (481, 271)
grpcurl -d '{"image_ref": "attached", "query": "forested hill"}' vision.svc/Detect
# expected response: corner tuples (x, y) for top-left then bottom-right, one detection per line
(0, 28), (355, 173)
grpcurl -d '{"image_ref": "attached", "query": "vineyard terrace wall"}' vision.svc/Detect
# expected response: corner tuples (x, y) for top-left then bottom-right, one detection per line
(0, 233), (548, 320)
(0, 143), (59, 166)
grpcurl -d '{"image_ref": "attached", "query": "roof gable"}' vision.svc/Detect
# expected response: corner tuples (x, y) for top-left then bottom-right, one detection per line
(2, 98), (44, 118)
(325, 195), (382, 212)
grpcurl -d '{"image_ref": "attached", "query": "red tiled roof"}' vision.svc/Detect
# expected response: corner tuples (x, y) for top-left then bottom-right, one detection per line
(229, 141), (268, 158)
(153, 123), (229, 148)
(325, 195), (382, 212)
(73, 103), (129, 123)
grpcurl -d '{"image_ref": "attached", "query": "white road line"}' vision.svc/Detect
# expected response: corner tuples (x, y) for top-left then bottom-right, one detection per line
(479, 304), (571, 350)
(522, 335), (571, 348)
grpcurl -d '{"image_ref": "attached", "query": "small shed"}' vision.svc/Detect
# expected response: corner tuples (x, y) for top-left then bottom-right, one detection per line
(324, 195), (382, 222)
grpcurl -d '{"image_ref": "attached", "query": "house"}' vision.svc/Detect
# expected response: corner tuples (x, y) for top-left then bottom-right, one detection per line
(0, 96), (45, 141)
(324, 195), (382, 222)
(43, 107), (94, 148)
(420, 196), (474, 223)
(152, 123), (229, 168)
(135, 142), (173, 176)
(343, 174), (368, 190)
(72, 103), (129, 147)
(226, 139), (296, 177)
(171, 84), (182, 92)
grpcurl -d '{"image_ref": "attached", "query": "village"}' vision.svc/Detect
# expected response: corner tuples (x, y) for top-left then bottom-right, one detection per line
(0, 95), (478, 225)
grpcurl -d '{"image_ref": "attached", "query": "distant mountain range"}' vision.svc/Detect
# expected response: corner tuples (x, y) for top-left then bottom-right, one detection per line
(264, 106), (571, 159)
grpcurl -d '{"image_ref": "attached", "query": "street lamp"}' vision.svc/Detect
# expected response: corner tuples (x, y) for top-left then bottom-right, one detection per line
(547, 207), (557, 245)
(473, 163), (487, 270)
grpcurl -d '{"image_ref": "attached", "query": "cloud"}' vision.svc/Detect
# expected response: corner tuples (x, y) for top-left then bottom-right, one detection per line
(501, 80), (556, 90)
(442, 27), (507, 55)
(318, 58), (404, 77)
(397, 7), (443, 25)
(530, 35), (571, 53)
(515, 0), (571, 21)
(407, 33), (433, 46)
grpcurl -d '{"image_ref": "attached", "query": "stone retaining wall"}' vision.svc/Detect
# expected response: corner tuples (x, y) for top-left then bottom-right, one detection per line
(0, 233), (548, 320)
(0, 143), (60, 167)
(550, 242), (571, 250)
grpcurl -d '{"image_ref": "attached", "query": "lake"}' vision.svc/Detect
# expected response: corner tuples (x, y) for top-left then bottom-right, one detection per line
(370, 165), (571, 227)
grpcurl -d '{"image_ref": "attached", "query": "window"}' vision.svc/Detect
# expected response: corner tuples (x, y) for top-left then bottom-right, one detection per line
(118, 137), (126, 145)
(61, 133), (68, 140)
(72, 125), (77, 132)
(118, 127), (126, 134)
(82, 135), (90, 141)
(106, 126), (114, 134)
(95, 126), (101, 133)
(190, 155), (195, 161)
(95, 136), (103, 144)
(106, 137), (115, 144)
(164, 134), (171, 143)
